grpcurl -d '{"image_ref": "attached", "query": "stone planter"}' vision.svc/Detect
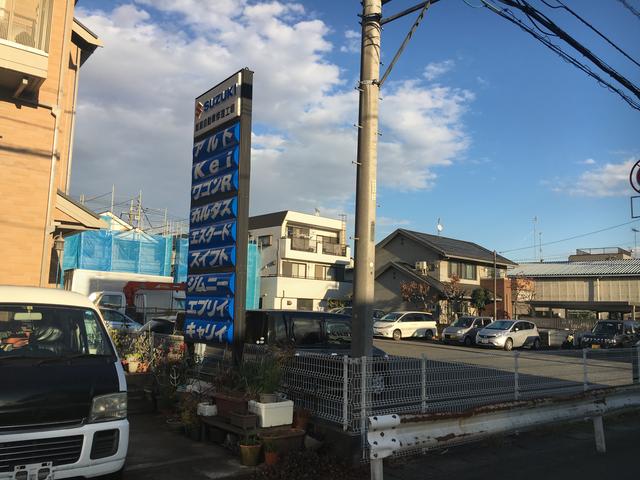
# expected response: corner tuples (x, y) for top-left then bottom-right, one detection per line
(248, 400), (293, 428)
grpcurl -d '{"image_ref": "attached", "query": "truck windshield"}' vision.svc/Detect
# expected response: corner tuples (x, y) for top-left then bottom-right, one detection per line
(0, 305), (115, 359)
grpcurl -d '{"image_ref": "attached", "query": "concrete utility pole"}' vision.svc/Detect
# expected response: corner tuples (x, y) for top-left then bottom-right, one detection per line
(352, 0), (382, 357)
(493, 250), (498, 321)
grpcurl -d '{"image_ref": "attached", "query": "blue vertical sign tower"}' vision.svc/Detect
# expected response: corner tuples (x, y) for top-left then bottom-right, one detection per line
(185, 69), (252, 363)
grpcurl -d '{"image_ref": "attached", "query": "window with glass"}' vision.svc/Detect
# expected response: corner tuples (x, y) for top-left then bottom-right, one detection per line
(291, 317), (322, 345)
(0, 304), (114, 359)
(258, 235), (272, 247)
(0, 0), (53, 52)
(282, 261), (307, 278)
(449, 261), (477, 280)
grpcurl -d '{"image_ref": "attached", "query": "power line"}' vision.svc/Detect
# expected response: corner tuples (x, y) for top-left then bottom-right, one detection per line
(497, 0), (640, 100)
(617, 0), (640, 20)
(540, 0), (640, 69)
(480, 0), (640, 110)
(499, 219), (640, 254)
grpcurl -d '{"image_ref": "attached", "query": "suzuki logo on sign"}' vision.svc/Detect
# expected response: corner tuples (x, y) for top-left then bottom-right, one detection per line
(203, 85), (236, 112)
(194, 72), (242, 136)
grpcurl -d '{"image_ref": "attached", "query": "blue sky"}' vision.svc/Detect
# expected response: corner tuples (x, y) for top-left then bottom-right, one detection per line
(73, 0), (639, 263)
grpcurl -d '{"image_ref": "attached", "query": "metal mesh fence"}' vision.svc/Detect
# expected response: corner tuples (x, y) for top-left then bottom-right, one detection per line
(239, 346), (640, 436)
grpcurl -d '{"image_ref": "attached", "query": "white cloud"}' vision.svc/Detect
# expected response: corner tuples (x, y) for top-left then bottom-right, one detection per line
(423, 60), (455, 81)
(72, 2), (473, 220)
(579, 158), (596, 165)
(545, 158), (634, 197)
(340, 29), (359, 53)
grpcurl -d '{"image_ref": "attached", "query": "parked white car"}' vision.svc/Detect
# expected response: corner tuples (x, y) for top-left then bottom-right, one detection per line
(373, 311), (437, 341)
(476, 319), (541, 351)
(100, 308), (142, 332)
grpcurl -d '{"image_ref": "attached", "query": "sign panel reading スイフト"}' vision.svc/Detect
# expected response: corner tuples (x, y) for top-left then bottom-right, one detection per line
(186, 69), (252, 345)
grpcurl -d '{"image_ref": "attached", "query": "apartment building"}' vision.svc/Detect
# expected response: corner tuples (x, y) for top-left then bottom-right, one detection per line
(248, 210), (352, 311)
(0, 0), (104, 286)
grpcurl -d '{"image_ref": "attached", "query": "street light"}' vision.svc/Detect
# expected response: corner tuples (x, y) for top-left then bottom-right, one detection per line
(53, 234), (65, 287)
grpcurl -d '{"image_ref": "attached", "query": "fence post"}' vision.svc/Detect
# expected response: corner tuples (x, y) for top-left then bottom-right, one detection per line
(343, 355), (349, 431)
(582, 348), (589, 392)
(360, 356), (367, 460)
(421, 354), (427, 413)
(514, 351), (520, 401)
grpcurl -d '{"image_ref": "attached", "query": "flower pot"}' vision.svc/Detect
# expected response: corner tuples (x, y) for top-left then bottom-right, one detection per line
(261, 428), (305, 454)
(239, 443), (261, 467)
(214, 393), (248, 419)
(248, 400), (293, 428)
(264, 451), (279, 466)
(293, 408), (311, 430)
(127, 361), (140, 373)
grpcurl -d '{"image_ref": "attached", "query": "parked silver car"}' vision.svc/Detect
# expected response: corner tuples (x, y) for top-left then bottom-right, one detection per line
(442, 316), (493, 346)
(476, 319), (541, 351)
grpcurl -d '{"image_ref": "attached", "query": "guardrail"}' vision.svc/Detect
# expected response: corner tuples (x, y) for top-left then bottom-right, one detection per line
(367, 384), (640, 479)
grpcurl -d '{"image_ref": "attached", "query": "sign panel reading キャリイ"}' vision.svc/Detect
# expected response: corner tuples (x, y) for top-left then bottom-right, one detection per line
(185, 70), (252, 344)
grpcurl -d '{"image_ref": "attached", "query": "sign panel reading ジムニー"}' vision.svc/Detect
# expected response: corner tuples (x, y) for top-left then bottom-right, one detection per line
(186, 69), (253, 346)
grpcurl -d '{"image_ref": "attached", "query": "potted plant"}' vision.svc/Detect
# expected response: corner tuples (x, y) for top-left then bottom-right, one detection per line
(238, 435), (261, 466)
(293, 407), (311, 431)
(263, 438), (279, 466)
(126, 353), (142, 373)
(179, 394), (201, 441)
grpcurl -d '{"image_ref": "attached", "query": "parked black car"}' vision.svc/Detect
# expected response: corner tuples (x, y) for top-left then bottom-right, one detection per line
(244, 309), (387, 356)
(580, 320), (640, 348)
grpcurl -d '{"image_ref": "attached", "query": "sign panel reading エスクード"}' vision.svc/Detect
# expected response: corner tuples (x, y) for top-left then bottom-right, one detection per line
(185, 69), (252, 345)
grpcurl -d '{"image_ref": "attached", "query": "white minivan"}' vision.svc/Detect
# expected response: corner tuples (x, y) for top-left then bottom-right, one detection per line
(373, 311), (437, 341)
(0, 286), (128, 479)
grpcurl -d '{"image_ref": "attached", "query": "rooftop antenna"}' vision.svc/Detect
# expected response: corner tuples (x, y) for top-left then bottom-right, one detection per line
(436, 218), (443, 236)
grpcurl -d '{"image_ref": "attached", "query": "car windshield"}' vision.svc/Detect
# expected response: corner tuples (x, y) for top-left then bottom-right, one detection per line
(592, 322), (622, 335)
(0, 304), (114, 359)
(486, 320), (514, 330)
(451, 317), (474, 328)
(379, 313), (403, 322)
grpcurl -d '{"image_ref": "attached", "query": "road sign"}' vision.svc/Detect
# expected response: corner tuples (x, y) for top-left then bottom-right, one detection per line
(629, 160), (640, 194)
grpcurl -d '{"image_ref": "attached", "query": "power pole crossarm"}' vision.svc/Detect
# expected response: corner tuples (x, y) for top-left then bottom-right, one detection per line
(352, 0), (382, 358)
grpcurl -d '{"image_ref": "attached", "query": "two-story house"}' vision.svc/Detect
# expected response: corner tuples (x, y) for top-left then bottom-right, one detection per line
(249, 210), (352, 311)
(0, 0), (104, 287)
(374, 229), (516, 320)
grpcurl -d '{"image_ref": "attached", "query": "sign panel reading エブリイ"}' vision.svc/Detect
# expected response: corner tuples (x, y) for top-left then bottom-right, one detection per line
(185, 70), (252, 344)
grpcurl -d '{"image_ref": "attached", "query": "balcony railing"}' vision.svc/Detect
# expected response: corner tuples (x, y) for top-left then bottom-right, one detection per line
(288, 236), (347, 257)
(0, 2), (51, 52)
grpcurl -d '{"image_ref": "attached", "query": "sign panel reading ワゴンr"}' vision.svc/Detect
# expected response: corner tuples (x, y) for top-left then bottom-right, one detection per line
(185, 70), (252, 345)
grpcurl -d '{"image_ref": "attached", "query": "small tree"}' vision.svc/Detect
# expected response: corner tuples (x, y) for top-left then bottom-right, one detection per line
(400, 281), (432, 311)
(443, 274), (465, 320)
(511, 274), (535, 319)
(471, 288), (493, 315)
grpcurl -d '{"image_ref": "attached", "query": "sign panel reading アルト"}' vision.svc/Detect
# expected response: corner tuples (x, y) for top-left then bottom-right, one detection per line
(185, 69), (253, 344)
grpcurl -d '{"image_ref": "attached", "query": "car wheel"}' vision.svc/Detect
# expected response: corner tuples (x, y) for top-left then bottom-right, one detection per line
(425, 330), (434, 341)
(504, 338), (513, 351)
(464, 336), (472, 347)
(393, 329), (402, 341)
(532, 338), (541, 350)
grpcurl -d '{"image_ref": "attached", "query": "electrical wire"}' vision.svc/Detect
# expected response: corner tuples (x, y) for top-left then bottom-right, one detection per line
(499, 219), (640, 254)
(498, 0), (640, 100)
(617, 0), (640, 21)
(480, 0), (640, 110)
(540, 0), (640, 69)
